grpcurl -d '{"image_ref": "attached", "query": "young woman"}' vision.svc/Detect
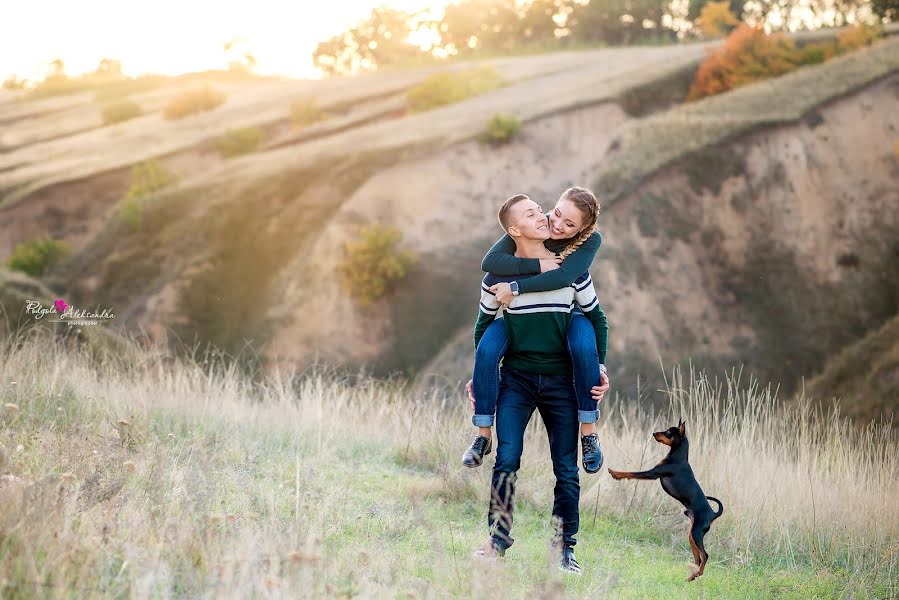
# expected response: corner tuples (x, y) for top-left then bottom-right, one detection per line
(462, 186), (610, 474)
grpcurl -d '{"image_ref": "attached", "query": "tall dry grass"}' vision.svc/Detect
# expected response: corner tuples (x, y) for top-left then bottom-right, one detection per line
(0, 330), (895, 597)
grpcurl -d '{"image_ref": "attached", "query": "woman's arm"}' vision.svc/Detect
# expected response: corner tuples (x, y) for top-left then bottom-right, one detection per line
(516, 231), (602, 294)
(480, 234), (542, 276)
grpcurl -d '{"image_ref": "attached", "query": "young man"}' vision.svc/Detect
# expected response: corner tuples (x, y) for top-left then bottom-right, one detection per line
(470, 194), (609, 574)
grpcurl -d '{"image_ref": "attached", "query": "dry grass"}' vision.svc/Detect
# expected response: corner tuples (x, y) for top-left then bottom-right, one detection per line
(0, 330), (895, 598)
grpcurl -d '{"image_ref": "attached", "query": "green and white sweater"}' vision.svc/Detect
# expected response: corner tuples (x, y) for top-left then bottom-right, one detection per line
(474, 271), (608, 376)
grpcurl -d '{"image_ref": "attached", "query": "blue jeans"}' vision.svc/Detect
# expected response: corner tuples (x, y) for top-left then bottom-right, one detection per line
(488, 366), (580, 551)
(472, 312), (601, 427)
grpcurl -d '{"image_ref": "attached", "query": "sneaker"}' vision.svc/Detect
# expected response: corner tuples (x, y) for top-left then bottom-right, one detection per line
(559, 547), (581, 574)
(473, 539), (505, 559)
(462, 435), (492, 468)
(580, 433), (603, 473)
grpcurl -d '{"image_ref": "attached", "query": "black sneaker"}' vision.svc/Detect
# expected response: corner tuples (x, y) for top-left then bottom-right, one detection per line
(559, 547), (582, 574)
(581, 433), (603, 473)
(462, 435), (492, 468)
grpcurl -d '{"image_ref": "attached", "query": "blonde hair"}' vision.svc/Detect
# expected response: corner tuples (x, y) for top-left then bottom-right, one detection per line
(497, 194), (531, 233)
(557, 187), (600, 260)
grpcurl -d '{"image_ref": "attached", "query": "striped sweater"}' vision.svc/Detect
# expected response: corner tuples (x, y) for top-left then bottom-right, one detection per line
(474, 271), (608, 376)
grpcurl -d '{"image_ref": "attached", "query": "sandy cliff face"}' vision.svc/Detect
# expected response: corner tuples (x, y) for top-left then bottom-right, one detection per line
(416, 74), (899, 400)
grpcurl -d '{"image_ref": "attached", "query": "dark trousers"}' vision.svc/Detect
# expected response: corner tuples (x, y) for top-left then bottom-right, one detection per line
(488, 365), (580, 551)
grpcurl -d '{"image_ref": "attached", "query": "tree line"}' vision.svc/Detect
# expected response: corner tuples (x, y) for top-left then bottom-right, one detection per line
(313, 0), (895, 75)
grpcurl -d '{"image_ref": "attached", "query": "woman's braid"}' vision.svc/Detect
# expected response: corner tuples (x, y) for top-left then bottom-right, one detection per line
(557, 187), (600, 260)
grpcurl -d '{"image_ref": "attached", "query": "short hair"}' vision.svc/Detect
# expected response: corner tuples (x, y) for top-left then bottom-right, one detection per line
(498, 194), (531, 233)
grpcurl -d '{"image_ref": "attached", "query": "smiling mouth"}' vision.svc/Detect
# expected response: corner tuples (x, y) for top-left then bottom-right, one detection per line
(551, 227), (563, 235)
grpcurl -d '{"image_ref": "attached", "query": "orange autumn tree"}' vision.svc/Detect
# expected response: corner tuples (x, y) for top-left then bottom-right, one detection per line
(698, 0), (740, 38)
(687, 24), (799, 100)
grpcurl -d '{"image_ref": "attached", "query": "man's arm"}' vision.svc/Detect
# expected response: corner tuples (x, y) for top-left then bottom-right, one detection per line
(473, 281), (502, 349)
(517, 231), (601, 294)
(573, 273), (608, 364)
(480, 233), (542, 276)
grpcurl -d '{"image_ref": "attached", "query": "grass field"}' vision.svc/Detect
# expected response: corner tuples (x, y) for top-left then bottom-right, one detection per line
(0, 331), (896, 598)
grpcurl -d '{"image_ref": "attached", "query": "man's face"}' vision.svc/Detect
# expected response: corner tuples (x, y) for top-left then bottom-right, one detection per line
(508, 199), (550, 241)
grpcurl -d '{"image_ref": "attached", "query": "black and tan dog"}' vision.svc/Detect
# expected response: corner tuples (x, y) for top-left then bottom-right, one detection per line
(608, 420), (723, 581)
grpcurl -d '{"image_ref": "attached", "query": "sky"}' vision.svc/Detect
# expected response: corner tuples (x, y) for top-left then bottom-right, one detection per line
(0, 0), (448, 83)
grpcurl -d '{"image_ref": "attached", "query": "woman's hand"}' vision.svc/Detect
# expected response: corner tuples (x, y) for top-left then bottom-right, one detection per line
(591, 368), (610, 403)
(489, 282), (514, 306)
(465, 379), (475, 411)
(540, 256), (562, 272)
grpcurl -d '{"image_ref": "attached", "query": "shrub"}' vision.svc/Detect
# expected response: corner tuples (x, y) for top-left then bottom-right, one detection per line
(119, 160), (177, 229)
(697, 0), (740, 38)
(337, 223), (416, 305)
(290, 98), (328, 129)
(101, 99), (143, 125)
(406, 66), (503, 113)
(481, 113), (522, 145)
(163, 85), (225, 120)
(687, 25), (800, 101)
(795, 42), (834, 65)
(835, 23), (882, 54)
(216, 127), (264, 158)
(2, 76), (26, 91)
(125, 160), (176, 201)
(5, 236), (70, 276)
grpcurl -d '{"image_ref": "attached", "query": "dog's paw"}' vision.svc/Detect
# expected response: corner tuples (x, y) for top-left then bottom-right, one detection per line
(608, 469), (624, 480)
(686, 564), (700, 582)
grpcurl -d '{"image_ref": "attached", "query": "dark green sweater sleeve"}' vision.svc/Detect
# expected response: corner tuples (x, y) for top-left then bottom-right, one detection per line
(480, 234), (541, 276)
(517, 231), (602, 294)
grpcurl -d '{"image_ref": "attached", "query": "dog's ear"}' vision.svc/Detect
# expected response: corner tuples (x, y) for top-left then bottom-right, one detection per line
(678, 420), (686, 436)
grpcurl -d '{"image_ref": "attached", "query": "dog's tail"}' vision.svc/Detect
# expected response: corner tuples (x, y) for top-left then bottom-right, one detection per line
(706, 496), (724, 520)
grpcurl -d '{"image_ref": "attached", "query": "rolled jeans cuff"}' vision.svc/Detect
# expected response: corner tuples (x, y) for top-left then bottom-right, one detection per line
(473, 413), (495, 427)
(578, 409), (599, 424)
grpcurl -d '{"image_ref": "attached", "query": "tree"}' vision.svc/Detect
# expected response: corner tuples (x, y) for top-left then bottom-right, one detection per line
(569, 0), (674, 44)
(313, 6), (421, 75)
(871, 0), (898, 19)
(698, 0), (741, 37)
(437, 0), (521, 55)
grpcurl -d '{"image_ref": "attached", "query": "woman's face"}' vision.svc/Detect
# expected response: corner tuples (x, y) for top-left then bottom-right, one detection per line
(548, 198), (586, 240)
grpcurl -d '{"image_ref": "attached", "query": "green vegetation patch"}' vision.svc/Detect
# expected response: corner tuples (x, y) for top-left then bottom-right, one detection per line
(216, 127), (264, 158)
(406, 65), (503, 113)
(100, 99), (143, 125)
(4, 237), (71, 277)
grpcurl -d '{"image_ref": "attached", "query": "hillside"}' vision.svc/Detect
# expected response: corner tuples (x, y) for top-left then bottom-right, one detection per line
(0, 27), (897, 421)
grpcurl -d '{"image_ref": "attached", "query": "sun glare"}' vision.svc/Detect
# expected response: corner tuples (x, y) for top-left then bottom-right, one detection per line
(1, 0), (451, 83)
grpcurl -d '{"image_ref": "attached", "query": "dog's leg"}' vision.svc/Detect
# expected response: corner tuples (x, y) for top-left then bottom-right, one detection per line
(686, 513), (701, 569)
(608, 468), (661, 480)
(688, 523), (709, 581)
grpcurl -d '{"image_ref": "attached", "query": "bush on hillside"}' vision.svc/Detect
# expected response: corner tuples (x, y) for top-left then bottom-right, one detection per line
(119, 160), (178, 230)
(835, 23), (883, 53)
(5, 236), (71, 276)
(337, 223), (416, 305)
(406, 66), (503, 113)
(688, 23), (885, 101)
(216, 127), (264, 158)
(481, 113), (522, 145)
(290, 98), (329, 129)
(163, 85), (225, 120)
(101, 99), (143, 125)
(687, 25), (800, 100)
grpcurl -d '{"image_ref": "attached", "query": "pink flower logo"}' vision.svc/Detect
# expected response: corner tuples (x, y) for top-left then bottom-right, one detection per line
(54, 299), (69, 313)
